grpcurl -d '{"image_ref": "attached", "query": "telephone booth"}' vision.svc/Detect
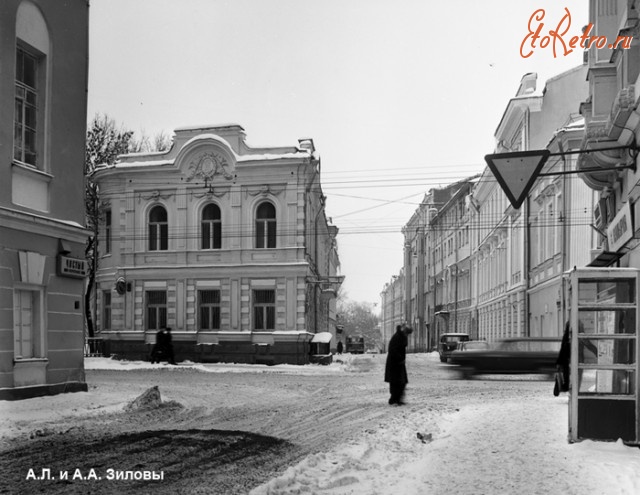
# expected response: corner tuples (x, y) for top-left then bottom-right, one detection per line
(566, 268), (640, 444)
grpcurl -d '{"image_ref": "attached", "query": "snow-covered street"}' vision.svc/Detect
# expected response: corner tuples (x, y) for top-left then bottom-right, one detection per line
(254, 395), (640, 495)
(2, 353), (640, 494)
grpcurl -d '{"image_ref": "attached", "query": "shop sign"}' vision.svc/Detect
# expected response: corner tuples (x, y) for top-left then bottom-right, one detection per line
(57, 255), (87, 278)
(607, 202), (633, 252)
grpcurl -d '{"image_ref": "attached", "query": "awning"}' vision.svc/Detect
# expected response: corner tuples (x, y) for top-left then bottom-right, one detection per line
(588, 250), (623, 267)
(311, 332), (332, 343)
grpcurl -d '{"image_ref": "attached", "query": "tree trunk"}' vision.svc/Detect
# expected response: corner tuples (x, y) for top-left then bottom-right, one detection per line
(84, 235), (96, 338)
(85, 270), (95, 338)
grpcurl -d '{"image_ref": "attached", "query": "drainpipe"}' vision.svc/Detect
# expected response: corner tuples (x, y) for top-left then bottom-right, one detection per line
(558, 137), (568, 332)
(524, 108), (531, 338)
(303, 154), (320, 335)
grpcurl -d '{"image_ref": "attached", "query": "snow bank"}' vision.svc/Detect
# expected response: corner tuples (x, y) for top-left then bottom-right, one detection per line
(84, 355), (357, 375)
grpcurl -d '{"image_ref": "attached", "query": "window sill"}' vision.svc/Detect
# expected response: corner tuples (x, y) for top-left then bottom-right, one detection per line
(12, 160), (52, 181)
(14, 357), (48, 364)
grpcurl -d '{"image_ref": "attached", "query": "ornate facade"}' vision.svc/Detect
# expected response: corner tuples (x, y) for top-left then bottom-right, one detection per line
(91, 124), (341, 365)
(577, 0), (640, 272)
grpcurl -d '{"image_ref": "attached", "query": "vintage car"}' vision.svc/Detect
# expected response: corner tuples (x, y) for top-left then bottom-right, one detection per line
(450, 337), (561, 378)
(438, 333), (470, 362)
(452, 340), (490, 354)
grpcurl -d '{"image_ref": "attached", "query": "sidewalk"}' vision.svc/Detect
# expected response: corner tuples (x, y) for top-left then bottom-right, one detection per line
(252, 395), (640, 494)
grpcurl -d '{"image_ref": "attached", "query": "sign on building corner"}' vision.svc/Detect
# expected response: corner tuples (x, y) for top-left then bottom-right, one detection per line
(57, 255), (87, 279)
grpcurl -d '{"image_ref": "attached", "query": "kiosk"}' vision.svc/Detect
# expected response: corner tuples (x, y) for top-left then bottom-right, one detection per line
(566, 268), (640, 444)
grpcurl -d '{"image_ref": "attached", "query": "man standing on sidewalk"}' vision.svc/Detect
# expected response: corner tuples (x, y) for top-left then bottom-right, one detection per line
(384, 324), (413, 405)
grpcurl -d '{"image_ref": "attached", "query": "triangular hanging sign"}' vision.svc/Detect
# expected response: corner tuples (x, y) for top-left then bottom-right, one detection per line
(484, 149), (550, 209)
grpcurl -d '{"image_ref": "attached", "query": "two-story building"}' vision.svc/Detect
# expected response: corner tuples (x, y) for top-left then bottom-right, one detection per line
(0, 0), (90, 399)
(91, 124), (341, 365)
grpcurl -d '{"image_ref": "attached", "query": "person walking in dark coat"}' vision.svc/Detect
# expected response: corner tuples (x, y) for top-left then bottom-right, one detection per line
(385, 324), (413, 405)
(554, 321), (571, 396)
(151, 326), (176, 365)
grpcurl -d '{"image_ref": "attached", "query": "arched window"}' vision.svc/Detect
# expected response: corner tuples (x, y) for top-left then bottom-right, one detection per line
(149, 205), (168, 251)
(15, 2), (49, 170)
(255, 202), (276, 248)
(201, 203), (221, 249)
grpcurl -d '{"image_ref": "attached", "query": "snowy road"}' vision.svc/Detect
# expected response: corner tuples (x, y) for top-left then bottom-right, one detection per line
(1, 353), (640, 494)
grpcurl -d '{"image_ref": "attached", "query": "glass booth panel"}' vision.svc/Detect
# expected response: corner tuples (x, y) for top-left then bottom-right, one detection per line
(578, 278), (635, 305)
(578, 309), (635, 335)
(578, 338), (636, 365)
(578, 369), (636, 395)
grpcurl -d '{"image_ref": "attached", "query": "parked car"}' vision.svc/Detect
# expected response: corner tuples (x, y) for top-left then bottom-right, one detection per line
(450, 337), (561, 378)
(438, 333), (470, 362)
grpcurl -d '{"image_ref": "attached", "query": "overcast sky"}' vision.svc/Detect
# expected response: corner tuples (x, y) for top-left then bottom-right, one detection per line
(87, 0), (588, 306)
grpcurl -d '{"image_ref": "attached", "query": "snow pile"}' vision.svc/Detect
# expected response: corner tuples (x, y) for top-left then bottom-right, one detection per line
(84, 355), (356, 375)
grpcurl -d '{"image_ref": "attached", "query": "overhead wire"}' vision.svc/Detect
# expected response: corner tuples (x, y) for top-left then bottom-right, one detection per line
(92, 155), (597, 243)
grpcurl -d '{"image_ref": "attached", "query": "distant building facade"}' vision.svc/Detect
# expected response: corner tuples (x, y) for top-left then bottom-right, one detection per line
(387, 66), (598, 346)
(0, 0), (90, 399)
(91, 125), (341, 365)
(380, 269), (404, 351)
(477, 68), (593, 342)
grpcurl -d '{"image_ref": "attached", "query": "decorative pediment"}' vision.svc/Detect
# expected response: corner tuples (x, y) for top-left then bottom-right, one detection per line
(191, 188), (230, 200)
(606, 86), (636, 140)
(245, 184), (285, 198)
(137, 190), (173, 203)
(186, 152), (234, 183)
(533, 182), (557, 205)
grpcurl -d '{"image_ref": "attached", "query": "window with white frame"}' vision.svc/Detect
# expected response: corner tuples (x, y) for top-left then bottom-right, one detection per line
(146, 290), (167, 331)
(104, 209), (112, 255)
(253, 289), (275, 330)
(547, 202), (554, 260)
(540, 210), (547, 262)
(14, 46), (39, 167)
(198, 290), (221, 330)
(530, 215), (539, 267)
(102, 290), (112, 330)
(14, 289), (42, 359)
(255, 202), (276, 248)
(148, 205), (168, 251)
(555, 194), (562, 254)
(201, 203), (221, 249)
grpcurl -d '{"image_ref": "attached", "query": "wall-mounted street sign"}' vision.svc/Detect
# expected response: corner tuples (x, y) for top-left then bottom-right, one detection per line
(484, 149), (550, 209)
(607, 202), (633, 252)
(57, 255), (87, 279)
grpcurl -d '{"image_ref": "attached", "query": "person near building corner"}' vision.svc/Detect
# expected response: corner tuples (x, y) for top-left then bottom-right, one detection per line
(384, 324), (413, 405)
